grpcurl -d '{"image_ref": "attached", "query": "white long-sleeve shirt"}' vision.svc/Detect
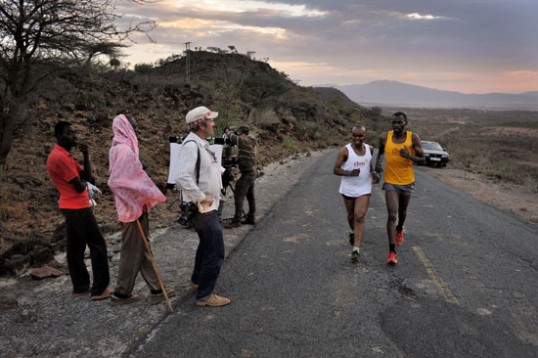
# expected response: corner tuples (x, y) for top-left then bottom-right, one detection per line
(176, 132), (222, 212)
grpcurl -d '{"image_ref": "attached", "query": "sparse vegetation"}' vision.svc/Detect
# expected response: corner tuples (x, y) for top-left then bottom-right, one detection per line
(134, 63), (155, 74)
(281, 135), (300, 152)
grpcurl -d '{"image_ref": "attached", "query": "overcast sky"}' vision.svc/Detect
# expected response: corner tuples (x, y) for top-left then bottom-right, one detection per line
(116, 0), (538, 94)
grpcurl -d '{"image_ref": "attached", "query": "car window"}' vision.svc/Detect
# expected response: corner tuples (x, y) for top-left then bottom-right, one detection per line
(422, 142), (443, 151)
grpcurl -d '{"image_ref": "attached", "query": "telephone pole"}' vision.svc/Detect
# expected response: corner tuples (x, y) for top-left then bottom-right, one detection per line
(183, 42), (192, 84)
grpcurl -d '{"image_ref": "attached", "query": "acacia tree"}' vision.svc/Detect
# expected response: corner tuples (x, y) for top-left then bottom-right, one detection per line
(0, 0), (156, 176)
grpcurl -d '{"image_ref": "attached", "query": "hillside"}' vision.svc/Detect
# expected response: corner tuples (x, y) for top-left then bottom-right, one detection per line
(0, 51), (380, 273)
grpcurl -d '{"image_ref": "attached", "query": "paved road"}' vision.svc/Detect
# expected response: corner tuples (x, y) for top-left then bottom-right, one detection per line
(127, 150), (537, 357)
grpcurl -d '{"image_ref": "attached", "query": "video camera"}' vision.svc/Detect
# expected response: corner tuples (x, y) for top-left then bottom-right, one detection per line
(178, 201), (198, 226)
(221, 156), (237, 195)
(226, 125), (249, 136)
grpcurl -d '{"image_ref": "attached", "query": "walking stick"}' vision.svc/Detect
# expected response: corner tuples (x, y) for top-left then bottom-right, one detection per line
(136, 219), (173, 313)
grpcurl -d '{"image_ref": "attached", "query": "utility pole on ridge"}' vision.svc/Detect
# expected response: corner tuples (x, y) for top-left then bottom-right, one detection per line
(183, 42), (192, 84)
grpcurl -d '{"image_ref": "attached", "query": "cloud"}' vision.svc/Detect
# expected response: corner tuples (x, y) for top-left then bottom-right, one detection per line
(114, 0), (538, 93)
(405, 12), (446, 20)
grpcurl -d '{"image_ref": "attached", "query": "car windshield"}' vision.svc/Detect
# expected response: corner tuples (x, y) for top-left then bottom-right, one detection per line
(422, 142), (444, 151)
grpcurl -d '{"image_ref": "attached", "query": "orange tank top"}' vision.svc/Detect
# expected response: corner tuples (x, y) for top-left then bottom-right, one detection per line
(383, 131), (415, 185)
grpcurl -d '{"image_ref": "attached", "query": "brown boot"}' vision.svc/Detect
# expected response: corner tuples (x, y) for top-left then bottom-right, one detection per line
(195, 293), (231, 307)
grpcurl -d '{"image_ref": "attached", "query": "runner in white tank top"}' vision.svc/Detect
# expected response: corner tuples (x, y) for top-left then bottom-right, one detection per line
(333, 124), (378, 263)
(338, 143), (372, 197)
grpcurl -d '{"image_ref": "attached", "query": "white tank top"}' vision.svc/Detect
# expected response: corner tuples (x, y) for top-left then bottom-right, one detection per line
(338, 143), (372, 197)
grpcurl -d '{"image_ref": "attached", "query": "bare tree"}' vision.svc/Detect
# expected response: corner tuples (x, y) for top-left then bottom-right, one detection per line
(0, 0), (156, 176)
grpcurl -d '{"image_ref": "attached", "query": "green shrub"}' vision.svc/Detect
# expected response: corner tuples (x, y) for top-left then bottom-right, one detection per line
(74, 93), (102, 110)
(521, 173), (538, 193)
(281, 135), (299, 152)
(254, 109), (281, 128)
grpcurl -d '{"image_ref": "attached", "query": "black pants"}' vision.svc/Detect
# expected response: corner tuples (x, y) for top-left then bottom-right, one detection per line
(61, 208), (110, 296)
(190, 210), (225, 300)
(233, 170), (256, 221)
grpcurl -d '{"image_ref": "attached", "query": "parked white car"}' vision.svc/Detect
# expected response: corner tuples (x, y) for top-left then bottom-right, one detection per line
(420, 141), (449, 167)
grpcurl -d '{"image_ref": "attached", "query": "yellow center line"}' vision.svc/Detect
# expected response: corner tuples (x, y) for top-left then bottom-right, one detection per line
(413, 245), (460, 305)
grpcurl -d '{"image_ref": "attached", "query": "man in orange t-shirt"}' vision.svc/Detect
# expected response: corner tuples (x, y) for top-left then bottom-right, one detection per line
(374, 112), (425, 265)
(46, 121), (112, 300)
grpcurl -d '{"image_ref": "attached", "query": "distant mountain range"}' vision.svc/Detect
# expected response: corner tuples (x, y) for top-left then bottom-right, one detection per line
(326, 80), (538, 110)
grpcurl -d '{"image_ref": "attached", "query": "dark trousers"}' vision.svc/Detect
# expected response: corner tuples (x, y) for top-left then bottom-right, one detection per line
(233, 171), (256, 221)
(61, 208), (110, 296)
(190, 210), (225, 300)
(114, 212), (160, 297)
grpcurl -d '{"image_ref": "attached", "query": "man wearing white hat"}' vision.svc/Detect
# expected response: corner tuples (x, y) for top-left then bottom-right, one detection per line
(176, 106), (230, 307)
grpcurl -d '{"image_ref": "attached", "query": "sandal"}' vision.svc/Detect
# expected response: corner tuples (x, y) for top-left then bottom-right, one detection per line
(90, 287), (113, 301)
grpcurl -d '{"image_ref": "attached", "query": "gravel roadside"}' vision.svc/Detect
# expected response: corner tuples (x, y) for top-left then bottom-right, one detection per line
(0, 150), (329, 358)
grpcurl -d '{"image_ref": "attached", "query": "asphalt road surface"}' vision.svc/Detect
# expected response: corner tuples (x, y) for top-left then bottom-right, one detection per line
(127, 150), (537, 358)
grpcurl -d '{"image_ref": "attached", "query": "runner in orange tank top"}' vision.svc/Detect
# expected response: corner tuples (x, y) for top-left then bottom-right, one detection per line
(373, 112), (425, 265)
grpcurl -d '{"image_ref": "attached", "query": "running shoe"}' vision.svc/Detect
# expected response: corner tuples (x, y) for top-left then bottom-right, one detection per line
(351, 249), (360, 263)
(387, 252), (398, 265)
(395, 230), (404, 246)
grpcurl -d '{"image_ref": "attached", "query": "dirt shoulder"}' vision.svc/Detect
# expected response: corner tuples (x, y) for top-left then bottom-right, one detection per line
(420, 166), (538, 226)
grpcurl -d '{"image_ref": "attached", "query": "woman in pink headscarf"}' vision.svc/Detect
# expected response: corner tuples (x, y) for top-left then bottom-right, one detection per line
(107, 113), (173, 306)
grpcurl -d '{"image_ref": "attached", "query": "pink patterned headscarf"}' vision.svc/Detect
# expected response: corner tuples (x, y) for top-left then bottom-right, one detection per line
(108, 114), (165, 222)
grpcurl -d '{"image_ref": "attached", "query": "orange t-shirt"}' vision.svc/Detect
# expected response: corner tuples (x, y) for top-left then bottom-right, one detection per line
(383, 131), (415, 185)
(46, 144), (90, 209)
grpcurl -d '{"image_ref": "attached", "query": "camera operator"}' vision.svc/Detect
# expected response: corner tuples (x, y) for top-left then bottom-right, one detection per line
(176, 106), (230, 307)
(224, 125), (257, 229)
(222, 127), (234, 159)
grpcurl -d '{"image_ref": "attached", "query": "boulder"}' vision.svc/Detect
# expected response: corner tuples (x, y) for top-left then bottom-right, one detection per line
(30, 266), (65, 280)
